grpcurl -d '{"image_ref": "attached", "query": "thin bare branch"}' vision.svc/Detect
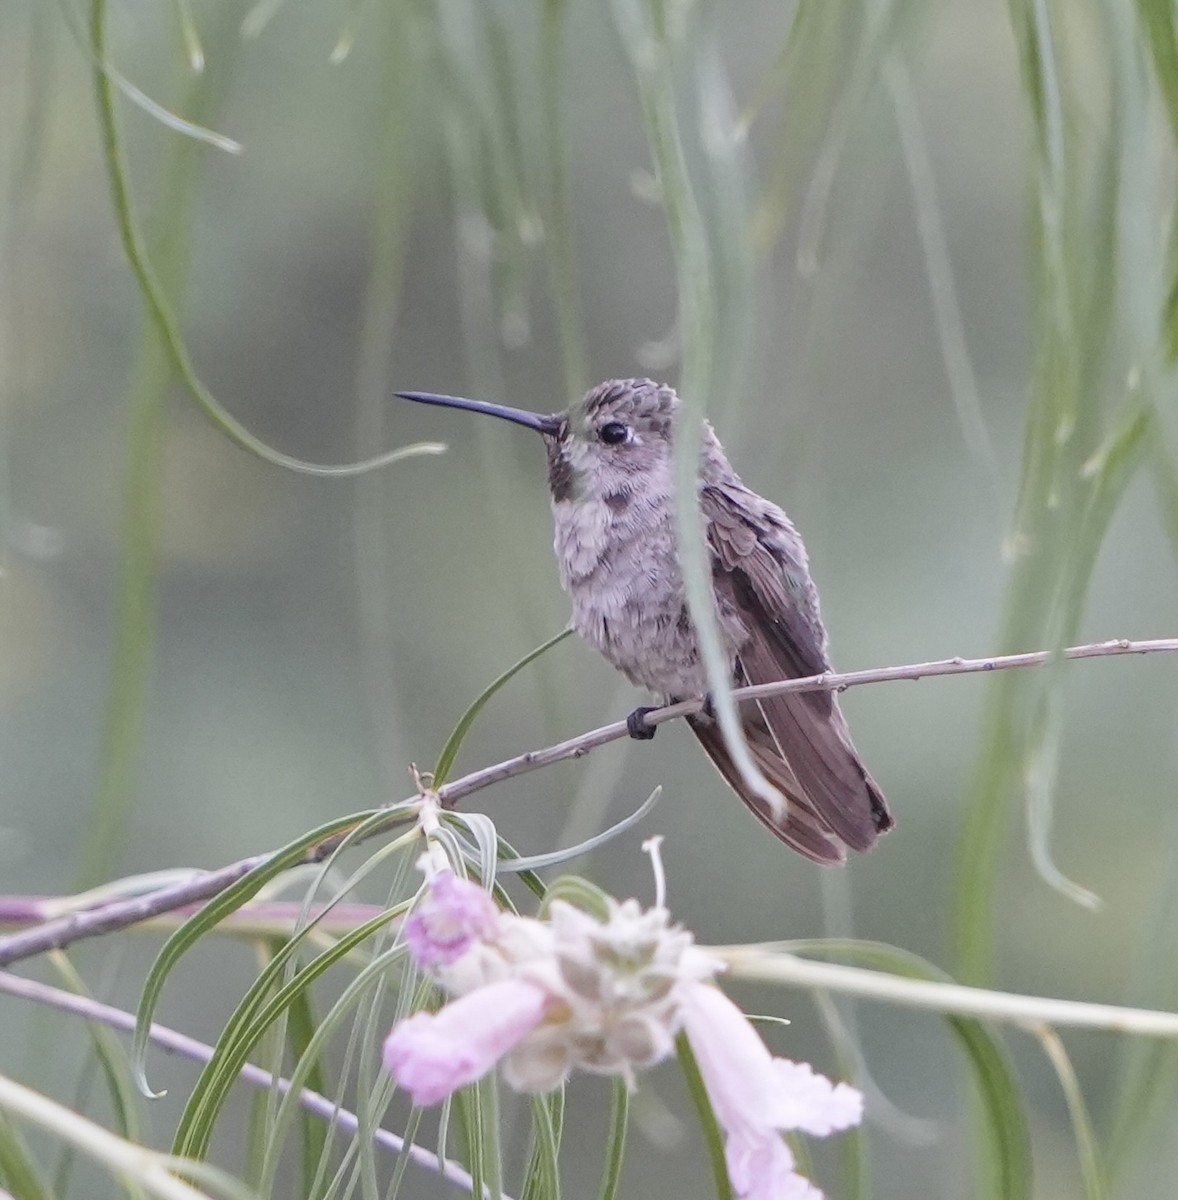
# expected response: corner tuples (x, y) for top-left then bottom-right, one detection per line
(0, 636), (1173, 965)
(0, 900), (388, 937)
(440, 636), (1178, 805)
(0, 971), (494, 1198)
(0, 857), (266, 967)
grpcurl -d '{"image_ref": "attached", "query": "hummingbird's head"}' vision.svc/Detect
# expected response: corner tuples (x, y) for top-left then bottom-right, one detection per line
(394, 378), (683, 506)
(548, 378), (679, 505)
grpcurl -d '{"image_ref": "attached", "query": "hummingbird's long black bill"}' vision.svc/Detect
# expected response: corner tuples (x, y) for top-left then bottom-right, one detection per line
(394, 391), (562, 436)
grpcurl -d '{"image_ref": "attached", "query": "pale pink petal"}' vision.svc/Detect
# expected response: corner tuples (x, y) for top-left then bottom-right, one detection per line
(771, 1060), (864, 1135)
(403, 870), (500, 968)
(383, 979), (550, 1105)
(725, 1128), (822, 1200)
(679, 983), (784, 1134)
(681, 982), (861, 1199)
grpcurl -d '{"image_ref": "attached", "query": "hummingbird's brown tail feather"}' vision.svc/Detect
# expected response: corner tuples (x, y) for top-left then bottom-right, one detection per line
(702, 484), (893, 855)
(726, 639), (892, 853)
(685, 712), (847, 864)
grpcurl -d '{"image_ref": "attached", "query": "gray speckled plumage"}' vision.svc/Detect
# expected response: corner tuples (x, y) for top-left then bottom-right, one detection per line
(397, 378), (893, 864)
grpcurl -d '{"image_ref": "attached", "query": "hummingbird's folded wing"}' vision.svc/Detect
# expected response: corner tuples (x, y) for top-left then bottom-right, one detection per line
(700, 484), (893, 855)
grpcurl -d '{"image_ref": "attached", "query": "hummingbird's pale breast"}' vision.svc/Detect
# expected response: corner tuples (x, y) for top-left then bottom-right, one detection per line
(548, 436), (748, 700)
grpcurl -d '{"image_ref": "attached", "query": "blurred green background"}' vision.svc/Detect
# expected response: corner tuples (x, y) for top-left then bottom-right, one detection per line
(3, 0), (1178, 1196)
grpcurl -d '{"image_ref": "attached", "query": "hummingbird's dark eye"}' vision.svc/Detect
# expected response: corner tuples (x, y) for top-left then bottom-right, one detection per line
(598, 421), (630, 445)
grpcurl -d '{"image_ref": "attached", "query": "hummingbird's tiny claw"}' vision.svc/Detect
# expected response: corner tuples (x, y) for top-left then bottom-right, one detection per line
(626, 707), (659, 741)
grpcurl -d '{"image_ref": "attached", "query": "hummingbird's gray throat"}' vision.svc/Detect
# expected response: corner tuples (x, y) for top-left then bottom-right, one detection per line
(544, 430), (577, 503)
(394, 378), (893, 865)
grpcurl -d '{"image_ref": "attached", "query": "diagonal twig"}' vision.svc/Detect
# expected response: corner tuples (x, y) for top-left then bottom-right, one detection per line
(0, 636), (1173, 966)
(0, 970), (494, 1198)
(437, 636), (1178, 805)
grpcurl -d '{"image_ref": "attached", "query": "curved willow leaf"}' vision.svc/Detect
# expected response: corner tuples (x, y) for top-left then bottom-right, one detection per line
(675, 1033), (734, 1200)
(259, 958), (433, 1193)
(537, 876), (611, 922)
(0, 1073), (213, 1200)
(788, 940), (1032, 1200)
(596, 1079), (629, 1200)
(133, 812), (376, 1097)
(522, 1090), (563, 1200)
(0, 1112), (52, 1200)
(172, 907), (406, 1160)
(433, 628), (573, 786)
(281, 967), (329, 1193)
(1035, 1027), (1106, 1200)
(91, 0), (444, 477)
(495, 786), (661, 873)
(611, 0), (777, 817)
(49, 956), (141, 1147)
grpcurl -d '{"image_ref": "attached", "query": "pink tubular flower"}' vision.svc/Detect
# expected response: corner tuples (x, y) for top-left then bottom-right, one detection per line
(383, 978), (551, 1105)
(679, 982), (862, 1200)
(383, 845), (865, 1185)
(402, 870), (499, 969)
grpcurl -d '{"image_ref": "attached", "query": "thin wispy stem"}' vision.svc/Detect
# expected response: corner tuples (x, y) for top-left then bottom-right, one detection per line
(90, 0), (444, 478)
(0, 636), (1173, 966)
(719, 947), (1178, 1038)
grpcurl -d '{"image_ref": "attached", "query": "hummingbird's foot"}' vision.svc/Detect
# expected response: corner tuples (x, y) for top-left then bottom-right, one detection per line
(700, 692), (717, 721)
(626, 707), (659, 740)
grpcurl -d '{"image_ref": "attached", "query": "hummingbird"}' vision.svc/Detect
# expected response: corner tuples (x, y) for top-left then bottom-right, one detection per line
(395, 378), (892, 864)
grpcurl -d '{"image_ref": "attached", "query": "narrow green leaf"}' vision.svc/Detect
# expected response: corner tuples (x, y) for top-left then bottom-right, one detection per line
(453, 1087), (486, 1200)
(522, 1090), (563, 1200)
(956, 0), (1139, 982)
(791, 941), (1032, 1200)
(675, 1033), (734, 1200)
(48, 955), (142, 1146)
(1036, 1028), (1106, 1200)
(495, 786), (662, 874)
(134, 811), (377, 1096)
(953, 1014), (1033, 1200)
(749, 0), (856, 251)
(537, 0), (589, 397)
(257, 956), (411, 1194)
(808, 992), (870, 1200)
(168, 807), (417, 1152)
(173, 907), (404, 1160)
(172, 0), (205, 71)
(80, 0), (238, 893)
(1148, 422), (1178, 560)
(537, 876), (611, 921)
(443, 1071), (505, 1199)
(0, 1111), (52, 1200)
(611, 0), (778, 816)
(92, 0), (443, 478)
(433, 628), (572, 786)
(596, 1079), (629, 1200)
(384, 1108), (426, 1200)
(1135, 0), (1178, 137)
(282, 957), (330, 1193)
(243, 1087), (267, 1191)
(1135, 0), (1178, 365)
(477, 1074), (504, 1200)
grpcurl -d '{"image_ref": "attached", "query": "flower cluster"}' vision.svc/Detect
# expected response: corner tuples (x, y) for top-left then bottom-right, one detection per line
(383, 864), (862, 1200)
